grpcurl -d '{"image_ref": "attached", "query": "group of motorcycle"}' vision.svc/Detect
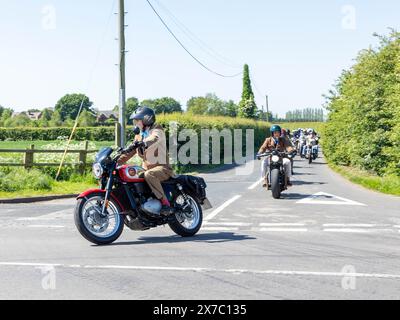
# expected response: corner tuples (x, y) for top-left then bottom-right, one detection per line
(256, 128), (320, 200)
(74, 126), (319, 245)
(291, 128), (320, 164)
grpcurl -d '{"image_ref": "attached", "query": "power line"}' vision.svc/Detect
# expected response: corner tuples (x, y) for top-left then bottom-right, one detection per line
(145, 0), (242, 78)
(153, 0), (241, 69)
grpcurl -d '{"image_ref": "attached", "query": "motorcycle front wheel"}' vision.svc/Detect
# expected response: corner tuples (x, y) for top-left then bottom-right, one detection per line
(75, 193), (124, 245)
(271, 169), (281, 199)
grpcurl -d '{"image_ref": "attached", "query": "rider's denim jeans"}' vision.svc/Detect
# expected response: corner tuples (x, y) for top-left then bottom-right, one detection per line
(261, 158), (292, 180)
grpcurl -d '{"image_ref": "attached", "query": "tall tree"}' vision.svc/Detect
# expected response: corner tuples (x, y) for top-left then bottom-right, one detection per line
(187, 96), (209, 115)
(0, 108), (13, 127)
(78, 110), (97, 127)
(238, 64), (257, 119)
(55, 94), (93, 121)
(224, 100), (239, 117)
(141, 97), (182, 114)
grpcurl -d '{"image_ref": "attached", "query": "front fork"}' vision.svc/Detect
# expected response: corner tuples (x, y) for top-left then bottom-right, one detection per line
(101, 171), (115, 217)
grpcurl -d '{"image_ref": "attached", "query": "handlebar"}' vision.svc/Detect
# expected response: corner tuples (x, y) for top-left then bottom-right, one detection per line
(257, 150), (296, 159)
(112, 143), (140, 162)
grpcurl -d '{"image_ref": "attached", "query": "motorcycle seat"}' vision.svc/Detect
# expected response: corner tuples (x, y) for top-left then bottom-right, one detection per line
(162, 175), (183, 185)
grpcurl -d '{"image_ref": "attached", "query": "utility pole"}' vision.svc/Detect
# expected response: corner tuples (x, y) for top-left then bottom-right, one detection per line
(266, 95), (270, 123)
(118, 0), (126, 147)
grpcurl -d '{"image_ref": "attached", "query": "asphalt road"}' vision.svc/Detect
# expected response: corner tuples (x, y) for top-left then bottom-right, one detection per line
(1, 153), (400, 300)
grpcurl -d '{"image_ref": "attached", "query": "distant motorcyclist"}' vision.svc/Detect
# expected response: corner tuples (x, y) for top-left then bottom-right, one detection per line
(304, 129), (319, 160)
(299, 130), (307, 157)
(258, 125), (295, 188)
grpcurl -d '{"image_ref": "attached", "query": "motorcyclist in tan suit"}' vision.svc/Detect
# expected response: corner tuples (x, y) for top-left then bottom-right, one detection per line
(118, 106), (175, 216)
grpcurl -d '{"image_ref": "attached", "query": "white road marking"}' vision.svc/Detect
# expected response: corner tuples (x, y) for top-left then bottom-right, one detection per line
(27, 225), (65, 229)
(259, 223), (306, 227)
(248, 178), (263, 190)
(204, 195), (242, 221)
(202, 227), (239, 232)
(323, 228), (376, 233)
(17, 209), (72, 221)
(323, 224), (387, 228)
(258, 228), (308, 232)
(204, 222), (252, 227)
(297, 192), (366, 206)
(0, 262), (62, 267)
(2, 262), (400, 279)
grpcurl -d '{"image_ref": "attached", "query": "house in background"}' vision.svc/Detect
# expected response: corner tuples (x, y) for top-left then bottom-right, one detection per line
(96, 111), (119, 124)
(12, 111), (43, 121)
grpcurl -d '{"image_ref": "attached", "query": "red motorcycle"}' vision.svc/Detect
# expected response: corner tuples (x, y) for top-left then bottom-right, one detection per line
(75, 146), (211, 245)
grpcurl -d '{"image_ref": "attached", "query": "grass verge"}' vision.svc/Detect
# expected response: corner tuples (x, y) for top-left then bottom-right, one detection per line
(328, 162), (400, 196)
(0, 181), (98, 199)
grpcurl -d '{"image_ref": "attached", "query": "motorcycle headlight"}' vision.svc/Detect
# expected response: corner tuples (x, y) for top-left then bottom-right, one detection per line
(92, 163), (104, 179)
(271, 155), (280, 163)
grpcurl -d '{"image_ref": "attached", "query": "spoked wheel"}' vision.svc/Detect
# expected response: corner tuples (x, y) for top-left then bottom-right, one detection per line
(169, 193), (202, 237)
(75, 193), (124, 245)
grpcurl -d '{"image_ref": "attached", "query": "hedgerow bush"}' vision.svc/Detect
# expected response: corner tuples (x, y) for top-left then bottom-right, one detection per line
(0, 167), (52, 192)
(323, 30), (400, 177)
(0, 114), (270, 145)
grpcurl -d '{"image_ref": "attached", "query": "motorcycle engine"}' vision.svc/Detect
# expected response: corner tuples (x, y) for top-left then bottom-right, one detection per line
(142, 198), (162, 216)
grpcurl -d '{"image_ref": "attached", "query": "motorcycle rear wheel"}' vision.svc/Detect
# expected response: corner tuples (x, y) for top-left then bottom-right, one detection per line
(169, 193), (203, 237)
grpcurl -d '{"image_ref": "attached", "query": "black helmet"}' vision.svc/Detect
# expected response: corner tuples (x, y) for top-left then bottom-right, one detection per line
(130, 106), (156, 127)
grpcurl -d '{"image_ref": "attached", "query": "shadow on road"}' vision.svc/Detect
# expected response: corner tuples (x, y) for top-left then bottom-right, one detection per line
(292, 172), (316, 176)
(98, 232), (256, 247)
(292, 180), (326, 186)
(280, 193), (311, 200)
(306, 160), (327, 165)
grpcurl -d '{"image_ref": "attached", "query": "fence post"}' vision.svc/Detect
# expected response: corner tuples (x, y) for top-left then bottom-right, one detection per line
(79, 140), (89, 175)
(24, 144), (34, 170)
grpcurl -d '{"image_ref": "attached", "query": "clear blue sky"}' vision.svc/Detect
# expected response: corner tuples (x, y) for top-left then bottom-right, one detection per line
(0, 0), (399, 116)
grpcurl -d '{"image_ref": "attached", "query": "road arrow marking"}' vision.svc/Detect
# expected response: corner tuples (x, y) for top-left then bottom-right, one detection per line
(296, 192), (366, 206)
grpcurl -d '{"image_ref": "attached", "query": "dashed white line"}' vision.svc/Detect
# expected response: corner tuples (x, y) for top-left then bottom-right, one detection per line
(258, 228), (308, 232)
(323, 228), (375, 233)
(202, 227), (239, 232)
(2, 262), (400, 280)
(248, 178), (263, 190)
(204, 195), (242, 221)
(323, 224), (384, 228)
(27, 225), (65, 229)
(17, 209), (71, 221)
(259, 223), (306, 227)
(204, 222), (252, 227)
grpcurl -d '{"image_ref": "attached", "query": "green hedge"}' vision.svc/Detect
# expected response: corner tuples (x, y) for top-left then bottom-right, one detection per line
(0, 114), (270, 146)
(0, 127), (115, 141)
(323, 31), (400, 177)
